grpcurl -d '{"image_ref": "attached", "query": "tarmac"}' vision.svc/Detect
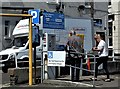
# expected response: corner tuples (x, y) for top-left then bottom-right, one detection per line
(2, 74), (120, 88)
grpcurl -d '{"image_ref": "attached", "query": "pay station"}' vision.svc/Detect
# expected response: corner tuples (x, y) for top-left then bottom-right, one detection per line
(43, 33), (56, 79)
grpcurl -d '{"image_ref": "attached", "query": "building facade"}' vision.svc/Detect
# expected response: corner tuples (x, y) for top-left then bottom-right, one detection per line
(0, 1), (108, 52)
(108, 0), (120, 55)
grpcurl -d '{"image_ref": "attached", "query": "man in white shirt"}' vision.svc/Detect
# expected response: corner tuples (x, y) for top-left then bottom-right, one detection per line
(92, 34), (110, 82)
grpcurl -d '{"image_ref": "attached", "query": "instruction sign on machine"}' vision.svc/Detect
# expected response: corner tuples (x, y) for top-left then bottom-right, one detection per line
(47, 51), (66, 66)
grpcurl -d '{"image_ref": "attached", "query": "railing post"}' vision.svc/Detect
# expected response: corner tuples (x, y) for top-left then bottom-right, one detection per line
(80, 57), (83, 79)
(93, 55), (96, 87)
(70, 65), (72, 79)
(112, 49), (115, 61)
(85, 51), (88, 63)
(15, 53), (18, 68)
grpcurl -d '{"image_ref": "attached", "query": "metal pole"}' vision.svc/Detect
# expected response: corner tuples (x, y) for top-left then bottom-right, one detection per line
(112, 49), (115, 61)
(34, 45), (37, 84)
(70, 65), (71, 79)
(90, 0), (95, 47)
(29, 17), (33, 85)
(90, 1), (96, 87)
(80, 57), (83, 79)
(0, 14), (31, 17)
(15, 54), (18, 68)
(93, 55), (96, 87)
(90, 1), (94, 19)
(41, 52), (43, 83)
(58, 66), (61, 77)
(85, 51), (88, 63)
(41, 33), (43, 83)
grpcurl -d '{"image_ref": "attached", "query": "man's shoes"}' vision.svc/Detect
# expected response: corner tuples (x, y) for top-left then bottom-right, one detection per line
(104, 78), (111, 82)
(91, 77), (97, 81)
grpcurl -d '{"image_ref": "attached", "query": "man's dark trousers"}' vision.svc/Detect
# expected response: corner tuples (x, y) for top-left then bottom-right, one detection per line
(70, 57), (81, 81)
(95, 56), (110, 79)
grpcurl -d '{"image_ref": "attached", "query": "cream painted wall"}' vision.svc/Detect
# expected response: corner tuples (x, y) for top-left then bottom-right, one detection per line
(111, 0), (120, 53)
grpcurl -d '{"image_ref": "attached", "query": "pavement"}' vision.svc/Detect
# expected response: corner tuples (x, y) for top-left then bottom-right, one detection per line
(1, 74), (120, 88)
(43, 74), (120, 87)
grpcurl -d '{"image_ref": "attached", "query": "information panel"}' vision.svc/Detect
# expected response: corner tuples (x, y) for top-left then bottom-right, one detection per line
(43, 12), (64, 29)
(48, 51), (66, 66)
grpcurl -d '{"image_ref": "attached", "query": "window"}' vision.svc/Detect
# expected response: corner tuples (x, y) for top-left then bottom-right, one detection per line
(108, 14), (114, 21)
(108, 48), (113, 56)
(109, 38), (113, 46)
(5, 20), (10, 36)
(108, 27), (112, 36)
(108, 23), (112, 36)
(108, 1), (111, 5)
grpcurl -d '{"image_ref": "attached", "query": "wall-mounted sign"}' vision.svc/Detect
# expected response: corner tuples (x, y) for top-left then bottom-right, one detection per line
(43, 12), (64, 29)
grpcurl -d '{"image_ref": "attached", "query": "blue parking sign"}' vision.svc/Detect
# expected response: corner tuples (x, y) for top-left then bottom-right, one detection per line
(28, 9), (40, 24)
(48, 52), (53, 59)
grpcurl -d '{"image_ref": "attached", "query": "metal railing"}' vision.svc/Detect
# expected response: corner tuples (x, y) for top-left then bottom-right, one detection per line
(65, 51), (99, 87)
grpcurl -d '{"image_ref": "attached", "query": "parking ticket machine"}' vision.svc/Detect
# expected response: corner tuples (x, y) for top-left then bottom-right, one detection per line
(42, 33), (56, 79)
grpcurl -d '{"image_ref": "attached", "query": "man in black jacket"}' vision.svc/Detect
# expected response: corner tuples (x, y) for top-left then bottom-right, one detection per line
(66, 30), (82, 82)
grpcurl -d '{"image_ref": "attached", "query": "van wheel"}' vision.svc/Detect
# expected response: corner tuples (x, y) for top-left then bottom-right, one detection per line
(2, 67), (8, 73)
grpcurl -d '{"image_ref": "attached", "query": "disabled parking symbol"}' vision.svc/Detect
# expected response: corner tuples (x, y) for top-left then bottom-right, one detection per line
(48, 52), (53, 59)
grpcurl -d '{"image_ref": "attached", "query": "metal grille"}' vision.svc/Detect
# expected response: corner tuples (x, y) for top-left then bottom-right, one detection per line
(0, 55), (8, 60)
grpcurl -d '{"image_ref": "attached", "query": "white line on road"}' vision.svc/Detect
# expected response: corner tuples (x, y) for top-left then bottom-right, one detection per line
(64, 81), (94, 87)
(49, 80), (100, 87)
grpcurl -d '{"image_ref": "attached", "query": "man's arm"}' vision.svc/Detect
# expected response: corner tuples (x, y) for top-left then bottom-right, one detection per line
(92, 47), (101, 51)
(92, 40), (104, 52)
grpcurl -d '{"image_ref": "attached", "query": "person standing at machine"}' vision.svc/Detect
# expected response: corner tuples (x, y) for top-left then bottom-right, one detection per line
(66, 30), (83, 82)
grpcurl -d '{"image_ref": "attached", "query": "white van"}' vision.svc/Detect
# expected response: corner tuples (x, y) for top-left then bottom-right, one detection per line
(0, 19), (56, 73)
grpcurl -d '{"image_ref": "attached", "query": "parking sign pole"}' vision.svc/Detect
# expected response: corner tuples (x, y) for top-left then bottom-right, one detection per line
(28, 9), (40, 84)
(29, 17), (33, 85)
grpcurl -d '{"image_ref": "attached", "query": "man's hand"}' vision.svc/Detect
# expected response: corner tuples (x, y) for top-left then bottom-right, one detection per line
(92, 47), (97, 51)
